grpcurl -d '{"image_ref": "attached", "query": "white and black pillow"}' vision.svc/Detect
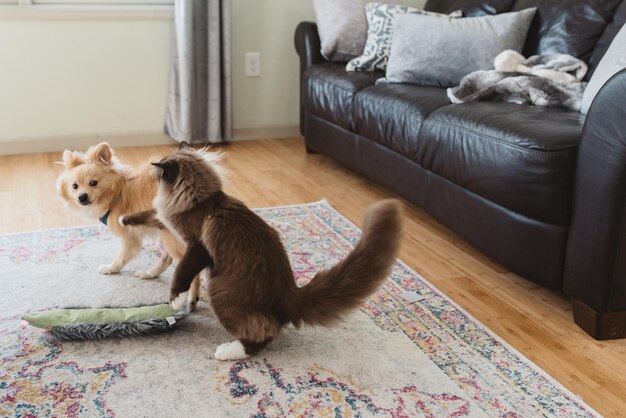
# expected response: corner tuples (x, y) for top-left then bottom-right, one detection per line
(346, 3), (461, 72)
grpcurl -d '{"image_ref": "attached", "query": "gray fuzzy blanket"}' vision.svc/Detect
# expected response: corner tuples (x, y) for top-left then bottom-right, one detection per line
(447, 51), (588, 111)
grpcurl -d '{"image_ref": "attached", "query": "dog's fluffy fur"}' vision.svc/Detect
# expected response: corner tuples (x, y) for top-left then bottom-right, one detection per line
(56, 142), (200, 308)
(121, 146), (403, 360)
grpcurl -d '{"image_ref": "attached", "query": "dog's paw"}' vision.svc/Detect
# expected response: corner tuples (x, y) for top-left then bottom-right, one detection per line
(99, 264), (121, 275)
(118, 215), (127, 227)
(170, 291), (188, 311)
(134, 270), (158, 280)
(214, 341), (248, 361)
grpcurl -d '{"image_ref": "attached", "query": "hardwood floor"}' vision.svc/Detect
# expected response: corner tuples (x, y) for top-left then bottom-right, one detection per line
(1, 137), (624, 416)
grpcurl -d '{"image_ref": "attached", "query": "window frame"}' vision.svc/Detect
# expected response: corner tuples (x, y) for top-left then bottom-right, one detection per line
(0, 0), (174, 20)
(33, 0), (173, 5)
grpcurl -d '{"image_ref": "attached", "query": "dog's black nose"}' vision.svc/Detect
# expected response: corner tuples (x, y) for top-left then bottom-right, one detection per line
(78, 193), (90, 205)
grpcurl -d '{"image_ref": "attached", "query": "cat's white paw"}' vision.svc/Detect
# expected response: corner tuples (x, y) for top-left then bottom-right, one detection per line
(214, 340), (248, 361)
(135, 270), (158, 280)
(99, 264), (121, 275)
(170, 291), (188, 311)
(118, 215), (127, 227)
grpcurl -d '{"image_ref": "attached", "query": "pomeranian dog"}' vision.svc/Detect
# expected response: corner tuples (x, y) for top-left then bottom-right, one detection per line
(121, 145), (403, 360)
(56, 142), (200, 308)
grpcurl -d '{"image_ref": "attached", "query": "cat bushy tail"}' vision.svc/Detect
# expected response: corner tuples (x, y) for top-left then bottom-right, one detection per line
(291, 199), (403, 327)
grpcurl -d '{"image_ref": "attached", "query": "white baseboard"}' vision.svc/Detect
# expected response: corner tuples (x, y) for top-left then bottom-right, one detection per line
(232, 125), (300, 141)
(0, 125), (301, 156)
(0, 131), (175, 156)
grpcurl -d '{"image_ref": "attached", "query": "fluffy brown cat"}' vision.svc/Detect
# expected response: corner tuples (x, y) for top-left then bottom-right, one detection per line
(121, 146), (403, 360)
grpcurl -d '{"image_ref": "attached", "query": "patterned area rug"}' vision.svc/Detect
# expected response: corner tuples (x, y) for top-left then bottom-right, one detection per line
(0, 200), (598, 417)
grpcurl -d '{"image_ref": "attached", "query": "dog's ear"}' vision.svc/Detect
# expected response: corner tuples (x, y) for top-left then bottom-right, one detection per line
(55, 174), (71, 201)
(62, 150), (84, 169)
(87, 142), (113, 165)
(178, 141), (191, 150)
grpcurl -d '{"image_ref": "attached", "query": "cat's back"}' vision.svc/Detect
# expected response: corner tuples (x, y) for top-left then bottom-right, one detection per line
(202, 194), (290, 270)
(209, 194), (277, 239)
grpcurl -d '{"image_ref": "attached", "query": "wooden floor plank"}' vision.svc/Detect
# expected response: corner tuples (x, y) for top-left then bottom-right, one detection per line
(0, 137), (624, 417)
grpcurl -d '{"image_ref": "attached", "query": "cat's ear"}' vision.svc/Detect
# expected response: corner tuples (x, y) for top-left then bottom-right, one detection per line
(62, 150), (84, 169)
(87, 142), (112, 165)
(178, 141), (191, 150)
(152, 160), (179, 183)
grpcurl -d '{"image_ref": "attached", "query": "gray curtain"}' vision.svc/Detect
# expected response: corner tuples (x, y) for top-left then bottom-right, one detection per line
(165, 0), (232, 144)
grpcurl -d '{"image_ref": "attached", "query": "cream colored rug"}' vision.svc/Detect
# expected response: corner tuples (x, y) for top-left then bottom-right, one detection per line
(0, 201), (598, 417)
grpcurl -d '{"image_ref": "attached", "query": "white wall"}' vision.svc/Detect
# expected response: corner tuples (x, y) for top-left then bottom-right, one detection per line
(230, 0), (426, 131)
(0, 0), (427, 148)
(231, 0), (314, 131)
(0, 19), (173, 142)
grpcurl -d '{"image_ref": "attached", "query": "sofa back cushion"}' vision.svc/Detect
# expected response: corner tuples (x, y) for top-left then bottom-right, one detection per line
(424, 0), (514, 16)
(512, 0), (622, 62)
(427, 0), (623, 66)
(587, 0), (626, 78)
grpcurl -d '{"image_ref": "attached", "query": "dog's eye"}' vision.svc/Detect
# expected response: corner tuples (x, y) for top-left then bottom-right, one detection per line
(72, 183), (78, 190)
(89, 180), (98, 187)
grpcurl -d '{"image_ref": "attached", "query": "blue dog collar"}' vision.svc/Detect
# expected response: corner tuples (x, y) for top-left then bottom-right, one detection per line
(99, 210), (111, 226)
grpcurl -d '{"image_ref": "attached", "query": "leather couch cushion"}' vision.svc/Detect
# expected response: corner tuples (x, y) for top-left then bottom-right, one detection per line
(418, 103), (585, 225)
(352, 84), (451, 159)
(424, 0), (515, 16)
(587, 0), (626, 79)
(513, 0), (622, 62)
(303, 63), (382, 130)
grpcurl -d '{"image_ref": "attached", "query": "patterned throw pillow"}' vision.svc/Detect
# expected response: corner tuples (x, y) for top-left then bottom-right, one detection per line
(347, 3), (461, 72)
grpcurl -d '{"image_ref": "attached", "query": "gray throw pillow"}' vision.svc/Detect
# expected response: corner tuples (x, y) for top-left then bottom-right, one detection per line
(580, 24), (626, 115)
(313, 0), (395, 62)
(346, 3), (462, 72)
(383, 8), (537, 87)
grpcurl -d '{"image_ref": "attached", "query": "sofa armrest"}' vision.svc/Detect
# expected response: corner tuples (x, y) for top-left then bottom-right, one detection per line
(294, 22), (327, 135)
(564, 69), (626, 335)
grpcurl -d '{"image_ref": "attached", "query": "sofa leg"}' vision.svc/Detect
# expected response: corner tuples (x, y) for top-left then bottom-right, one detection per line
(305, 145), (318, 154)
(571, 298), (626, 340)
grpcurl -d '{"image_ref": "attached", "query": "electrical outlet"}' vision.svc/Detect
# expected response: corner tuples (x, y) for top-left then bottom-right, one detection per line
(245, 52), (261, 77)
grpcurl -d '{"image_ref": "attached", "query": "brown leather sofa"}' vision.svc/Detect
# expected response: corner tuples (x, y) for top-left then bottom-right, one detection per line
(295, 0), (626, 339)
